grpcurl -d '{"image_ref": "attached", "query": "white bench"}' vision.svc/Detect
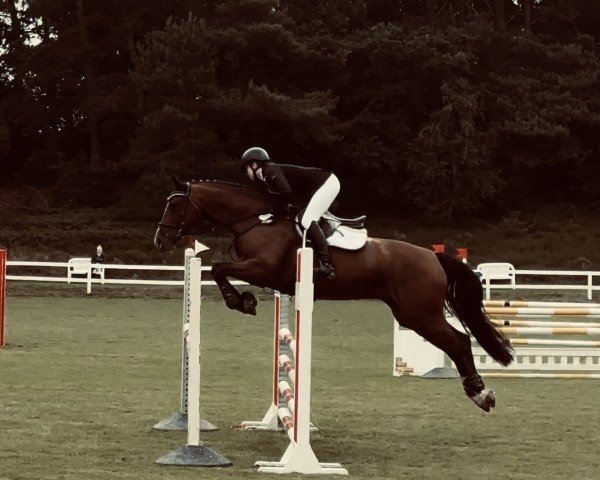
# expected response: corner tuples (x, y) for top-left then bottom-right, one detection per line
(67, 258), (92, 283)
(475, 262), (515, 299)
(67, 258), (105, 288)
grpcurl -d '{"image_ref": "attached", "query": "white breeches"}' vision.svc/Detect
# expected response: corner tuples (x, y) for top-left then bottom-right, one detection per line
(300, 174), (340, 230)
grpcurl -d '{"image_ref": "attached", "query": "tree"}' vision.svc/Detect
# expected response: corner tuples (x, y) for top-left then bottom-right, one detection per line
(406, 78), (502, 220)
(127, 5), (344, 192)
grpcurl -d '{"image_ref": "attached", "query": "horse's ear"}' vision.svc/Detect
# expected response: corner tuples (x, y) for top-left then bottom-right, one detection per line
(171, 174), (186, 192)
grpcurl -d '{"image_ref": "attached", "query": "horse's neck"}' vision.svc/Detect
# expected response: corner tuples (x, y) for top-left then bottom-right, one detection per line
(195, 183), (271, 225)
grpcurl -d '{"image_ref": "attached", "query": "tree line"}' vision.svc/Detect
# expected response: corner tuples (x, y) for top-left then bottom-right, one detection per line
(1, 0), (599, 220)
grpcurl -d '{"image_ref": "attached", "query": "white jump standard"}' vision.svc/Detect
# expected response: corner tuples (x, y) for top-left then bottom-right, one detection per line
(155, 257), (231, 467)
(256, 246), (348, 475)
(153, 248), (217, 432)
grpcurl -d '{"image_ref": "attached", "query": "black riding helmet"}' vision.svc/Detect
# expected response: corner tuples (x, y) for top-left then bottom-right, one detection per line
(240, 147), (270, 172)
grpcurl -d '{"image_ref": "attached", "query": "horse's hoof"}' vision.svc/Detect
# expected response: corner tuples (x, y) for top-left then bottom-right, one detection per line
(241, 291), (257, 316)
(485, 390), (496, 410)
(470, 389), (496, 412)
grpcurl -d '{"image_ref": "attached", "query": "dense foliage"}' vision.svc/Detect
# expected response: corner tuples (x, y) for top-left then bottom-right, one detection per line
(1, 0), (599, 220)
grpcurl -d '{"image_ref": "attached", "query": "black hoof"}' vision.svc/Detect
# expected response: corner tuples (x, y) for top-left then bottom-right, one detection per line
(485, 390), (496, 410)
(241, 291), (257, 315)
(473, 390), (496, 412)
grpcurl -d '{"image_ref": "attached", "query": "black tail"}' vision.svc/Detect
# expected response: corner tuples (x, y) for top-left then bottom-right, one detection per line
(435, 253), (514, 366)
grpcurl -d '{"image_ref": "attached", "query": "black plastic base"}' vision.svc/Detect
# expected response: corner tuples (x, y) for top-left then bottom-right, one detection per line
(152, 413), (218, 432)
(421, 367), (460, 379)
(156, 444), (232, 467)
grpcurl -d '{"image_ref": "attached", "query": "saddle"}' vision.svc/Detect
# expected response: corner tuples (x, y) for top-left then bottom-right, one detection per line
(319, 211), (366, 234)
(259, 210), (368, 251)
(298, 210), (368, 251)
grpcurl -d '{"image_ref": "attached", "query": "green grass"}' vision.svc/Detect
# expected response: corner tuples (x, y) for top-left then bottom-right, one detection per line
(1, 297), (599, 479)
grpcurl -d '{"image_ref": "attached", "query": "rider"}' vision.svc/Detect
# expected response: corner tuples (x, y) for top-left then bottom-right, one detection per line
(240, 146), (339, 280)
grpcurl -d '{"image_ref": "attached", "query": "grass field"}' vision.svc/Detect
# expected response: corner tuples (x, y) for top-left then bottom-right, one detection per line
(1, 295), (600, 480)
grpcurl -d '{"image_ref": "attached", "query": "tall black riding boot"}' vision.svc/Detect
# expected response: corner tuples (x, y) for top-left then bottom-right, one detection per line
(307, 221), (336, 280)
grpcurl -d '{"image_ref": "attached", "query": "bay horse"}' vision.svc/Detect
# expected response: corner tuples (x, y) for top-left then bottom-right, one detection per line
(154, 178), (514, 412)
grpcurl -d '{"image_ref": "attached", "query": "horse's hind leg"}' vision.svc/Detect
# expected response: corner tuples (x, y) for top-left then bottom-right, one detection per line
(392, 307), (496, 412)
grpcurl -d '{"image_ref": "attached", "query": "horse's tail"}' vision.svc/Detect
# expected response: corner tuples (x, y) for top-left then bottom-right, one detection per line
(435, 253), (514, 366)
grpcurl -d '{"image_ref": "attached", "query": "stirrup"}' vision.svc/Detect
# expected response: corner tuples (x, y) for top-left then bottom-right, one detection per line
(317, 260), (336, 280)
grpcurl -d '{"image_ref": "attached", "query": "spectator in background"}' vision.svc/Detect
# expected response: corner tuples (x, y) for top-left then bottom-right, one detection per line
(91, 245), (105, 276)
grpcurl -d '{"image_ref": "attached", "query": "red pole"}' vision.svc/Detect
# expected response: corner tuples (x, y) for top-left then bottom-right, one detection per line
(0, 248), (6, 347)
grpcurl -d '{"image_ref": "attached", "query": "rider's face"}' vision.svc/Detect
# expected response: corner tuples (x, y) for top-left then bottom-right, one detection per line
(246, 162), (259, 181)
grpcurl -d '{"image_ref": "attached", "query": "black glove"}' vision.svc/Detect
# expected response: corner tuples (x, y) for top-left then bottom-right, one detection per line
(273, 201), (292, 215)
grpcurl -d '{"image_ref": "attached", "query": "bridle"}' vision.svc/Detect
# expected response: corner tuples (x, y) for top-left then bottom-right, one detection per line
(157, 181), (296, 244)
(157, 186), (201, 244)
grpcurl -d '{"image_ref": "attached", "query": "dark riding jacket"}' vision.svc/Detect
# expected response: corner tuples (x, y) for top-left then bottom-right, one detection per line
(259, 163), (332, 209)
(91, 253), (105, 264)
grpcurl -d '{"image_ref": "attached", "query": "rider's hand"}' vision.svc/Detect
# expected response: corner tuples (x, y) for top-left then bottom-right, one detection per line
(273, 202), (292, 215)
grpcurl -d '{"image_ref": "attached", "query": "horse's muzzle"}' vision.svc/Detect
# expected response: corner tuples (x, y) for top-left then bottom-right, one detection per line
(154, 228), (173, 252)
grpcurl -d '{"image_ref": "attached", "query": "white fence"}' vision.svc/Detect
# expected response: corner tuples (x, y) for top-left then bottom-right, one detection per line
(6, 258), (600, 299)
(474, 263), (600, 300)
(6, 259), (246, 294)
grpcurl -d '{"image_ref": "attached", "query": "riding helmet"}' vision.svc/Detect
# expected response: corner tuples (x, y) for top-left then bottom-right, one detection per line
(240, 147), (270, 170)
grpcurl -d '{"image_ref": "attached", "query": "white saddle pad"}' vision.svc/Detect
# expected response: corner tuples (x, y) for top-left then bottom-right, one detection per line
(259, 213), (369, 251)
(326, 225), (368, 250)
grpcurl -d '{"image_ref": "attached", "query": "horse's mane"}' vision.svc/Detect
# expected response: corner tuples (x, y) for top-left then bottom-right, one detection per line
(187, 179), (276, 202)
(190, 179), (247, 188)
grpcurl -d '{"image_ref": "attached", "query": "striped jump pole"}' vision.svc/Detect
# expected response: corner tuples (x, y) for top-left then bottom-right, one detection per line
(486, 307), (600, 316)
(256, 246), (348, 475)
(492, 319), (600, 328)
(484, 300), (600, 309)
(0, 248), (6, 347)
(155, 257), (232, 467)
(153, 247), (217, 432)
(482, 373), (600, 379)
(509, 338), (600, 347)
(498, 327), (600, 336)
(240, 292), (292, 431)
(493, 313), (600, 319)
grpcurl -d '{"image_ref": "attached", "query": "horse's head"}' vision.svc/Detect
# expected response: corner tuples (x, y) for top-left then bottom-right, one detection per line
(155, 176), (278, 252)
(154, 176), (203, 252)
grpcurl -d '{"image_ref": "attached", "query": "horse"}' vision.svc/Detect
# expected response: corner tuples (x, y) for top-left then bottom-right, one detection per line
(154, 178), (514, 412)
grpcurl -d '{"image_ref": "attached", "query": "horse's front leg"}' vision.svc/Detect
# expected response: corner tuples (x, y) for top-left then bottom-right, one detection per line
(211, 259), (266, 315)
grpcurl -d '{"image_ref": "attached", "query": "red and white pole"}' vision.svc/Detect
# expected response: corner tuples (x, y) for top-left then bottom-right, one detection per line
(0, 248), (6, 347)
